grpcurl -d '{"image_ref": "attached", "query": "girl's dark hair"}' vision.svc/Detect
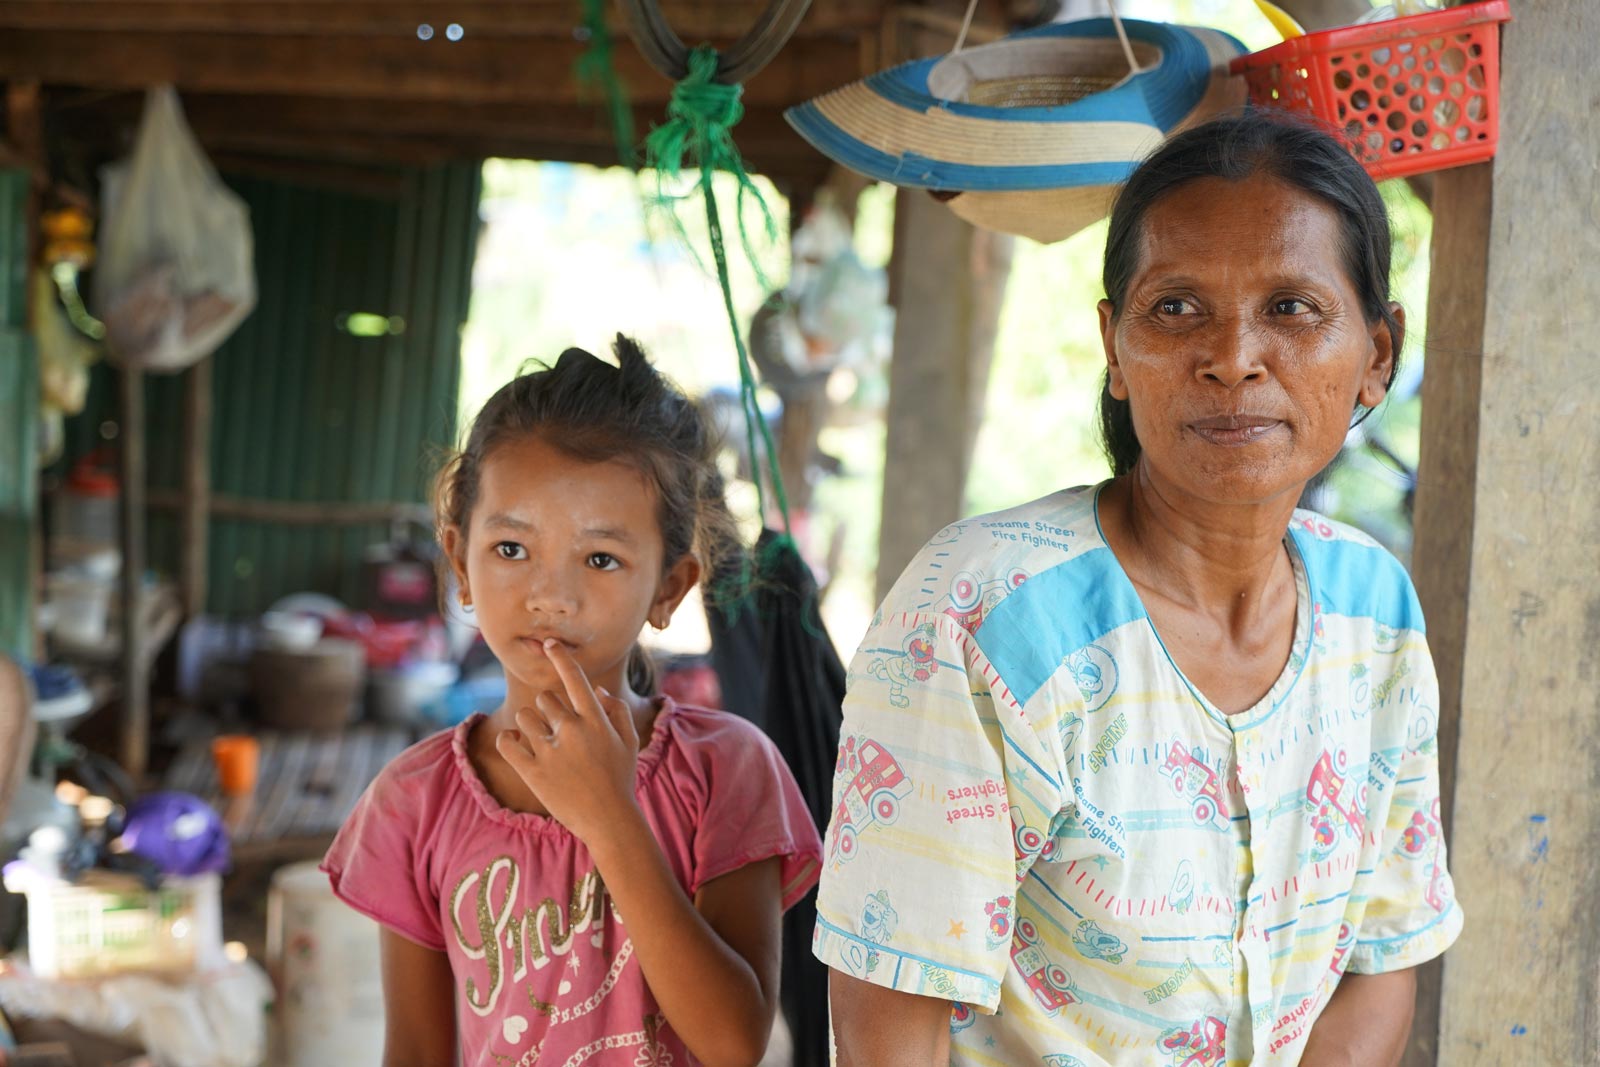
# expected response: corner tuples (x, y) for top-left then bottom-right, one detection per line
(435, 334), (738, 695)
(1098, 110), (1405, 476)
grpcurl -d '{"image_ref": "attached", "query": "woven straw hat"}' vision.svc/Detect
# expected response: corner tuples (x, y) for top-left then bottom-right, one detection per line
(785, 17), (1247, 243)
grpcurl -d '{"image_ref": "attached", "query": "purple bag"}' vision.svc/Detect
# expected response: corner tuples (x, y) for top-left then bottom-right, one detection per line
(119, 791), (230, 876)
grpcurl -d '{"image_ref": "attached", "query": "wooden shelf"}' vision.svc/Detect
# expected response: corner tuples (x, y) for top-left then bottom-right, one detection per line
(50, 581), (183, 718)
(50, 581), (182, 669)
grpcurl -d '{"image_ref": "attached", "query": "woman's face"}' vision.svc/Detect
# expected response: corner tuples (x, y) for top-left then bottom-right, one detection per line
(1098, 173), (1399, 507)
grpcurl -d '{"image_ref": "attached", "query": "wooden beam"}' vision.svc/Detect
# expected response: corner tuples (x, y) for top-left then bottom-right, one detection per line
(191, 109), (812, 155)
(49, 90), (831, 175)
(148, 488), (430, 527)
(0, 1), (882, 38)
(199, 128), (824, 182)
(209, 154), (411, 198)
(1414, 2), (1600, 1063)
(0, 29), (861, 108)
(176, 95), (808, 147)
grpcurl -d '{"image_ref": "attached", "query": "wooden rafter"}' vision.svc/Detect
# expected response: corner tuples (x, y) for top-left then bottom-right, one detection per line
(0, 0), (886, 171)
(0, 30), (858, 107)
(43, 90), (830, 180)
(0, 0), (879, 38)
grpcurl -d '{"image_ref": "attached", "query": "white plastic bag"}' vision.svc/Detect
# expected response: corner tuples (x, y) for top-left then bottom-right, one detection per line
(0, 959), (274, 1067)
(94, 86), (255, 372)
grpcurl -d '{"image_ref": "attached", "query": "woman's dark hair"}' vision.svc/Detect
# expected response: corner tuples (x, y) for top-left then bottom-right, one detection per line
(1098, 110), (1405, 476)
(435, 334), (738, 695)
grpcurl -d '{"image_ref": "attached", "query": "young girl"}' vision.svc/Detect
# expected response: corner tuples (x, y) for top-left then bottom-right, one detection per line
(323, 337), (822, 1067)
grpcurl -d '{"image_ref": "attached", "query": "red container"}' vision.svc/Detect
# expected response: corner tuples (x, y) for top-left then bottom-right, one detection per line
(1229, 0), (1512, 179)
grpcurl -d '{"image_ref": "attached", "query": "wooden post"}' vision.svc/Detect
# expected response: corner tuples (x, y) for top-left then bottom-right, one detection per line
(118, 364), (149, 781)
(181, 354), (213, 618)
(1401, 160), (1489, 1067)
(875, 188), (1013, 598)
(1410, 4), (1600, 1063)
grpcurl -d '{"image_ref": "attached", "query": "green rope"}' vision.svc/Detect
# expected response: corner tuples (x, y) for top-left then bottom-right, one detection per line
(645, 45), (792, 543)
(575, 0), (638, 168)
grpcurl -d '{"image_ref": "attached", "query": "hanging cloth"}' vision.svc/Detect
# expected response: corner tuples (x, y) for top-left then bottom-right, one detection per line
(706, 529), (843, 1067)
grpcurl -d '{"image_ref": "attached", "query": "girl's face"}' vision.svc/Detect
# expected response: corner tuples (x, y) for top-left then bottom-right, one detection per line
(1099, 173), (1398, 507)
(445, 434), (700, 700)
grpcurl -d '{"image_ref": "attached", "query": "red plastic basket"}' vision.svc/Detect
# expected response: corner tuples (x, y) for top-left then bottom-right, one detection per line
(1229, 0), (1512, 179)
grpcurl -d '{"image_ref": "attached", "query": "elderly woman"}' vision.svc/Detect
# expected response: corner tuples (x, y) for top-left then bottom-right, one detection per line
(815, 113), (1461, 1067)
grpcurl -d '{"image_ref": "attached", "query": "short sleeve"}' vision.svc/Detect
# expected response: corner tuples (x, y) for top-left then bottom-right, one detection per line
(321, 764), (446, 952)
(689, 716), (823, 911)
(812, 606), (1064, 1014)
(1349, 638), (1464, 973)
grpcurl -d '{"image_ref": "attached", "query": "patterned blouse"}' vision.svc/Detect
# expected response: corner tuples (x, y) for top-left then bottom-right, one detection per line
(812, 484), (1461, 1066)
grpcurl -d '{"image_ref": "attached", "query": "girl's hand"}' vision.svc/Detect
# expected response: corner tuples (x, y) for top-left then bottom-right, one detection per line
(494, 639), (642, 842)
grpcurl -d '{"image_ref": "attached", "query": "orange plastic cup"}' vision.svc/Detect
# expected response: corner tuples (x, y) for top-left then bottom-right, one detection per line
(211, 735), (260, 796)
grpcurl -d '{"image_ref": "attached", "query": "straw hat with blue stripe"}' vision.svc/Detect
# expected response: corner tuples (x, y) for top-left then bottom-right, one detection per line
(785, 10), (1247, 243)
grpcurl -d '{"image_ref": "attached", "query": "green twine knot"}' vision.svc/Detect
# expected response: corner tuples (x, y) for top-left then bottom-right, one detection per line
(645, 44), (791, 545)
(574, 0), (637, 168)
(646, 47), (755, 195)
(665, 51), (745, 130)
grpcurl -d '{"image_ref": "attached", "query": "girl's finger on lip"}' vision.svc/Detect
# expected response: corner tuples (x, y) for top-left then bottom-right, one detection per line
(543, 640), (597, 699)
(542, 640), (580, 681)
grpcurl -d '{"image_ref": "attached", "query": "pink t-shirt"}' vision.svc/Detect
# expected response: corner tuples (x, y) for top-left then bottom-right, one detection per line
(322, 699), (822, 1067)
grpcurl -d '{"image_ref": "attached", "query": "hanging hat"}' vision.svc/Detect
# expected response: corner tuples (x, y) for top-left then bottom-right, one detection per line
(785, 17), (1247, 243)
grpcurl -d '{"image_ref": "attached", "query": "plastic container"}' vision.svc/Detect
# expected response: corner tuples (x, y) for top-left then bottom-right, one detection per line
(43, 571), (115, 646)
(360, 533), (439, 621)
(211, 734), (261, 795)
(258, 611), (323, 652)
(53, 461), (119, 547)
(322, 613), (430, 670)
(2, 867), (224, 979)
(267, 861), (384, 1067)
(1229, 0), (1511, 178)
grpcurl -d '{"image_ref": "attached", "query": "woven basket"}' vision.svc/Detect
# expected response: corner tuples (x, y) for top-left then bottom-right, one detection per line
(250, 638), (365, 732)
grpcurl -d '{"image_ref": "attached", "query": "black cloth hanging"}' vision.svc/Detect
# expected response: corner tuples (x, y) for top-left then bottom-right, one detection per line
(706, 530), (844, 1067)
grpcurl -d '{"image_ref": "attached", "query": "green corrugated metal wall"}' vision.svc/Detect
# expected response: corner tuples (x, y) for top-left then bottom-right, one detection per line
(65, 163), (481, 617)
(0, 170), (36, 659)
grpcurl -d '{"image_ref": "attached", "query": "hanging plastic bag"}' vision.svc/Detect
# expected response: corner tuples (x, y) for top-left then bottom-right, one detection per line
(94, 86), (255, 372)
